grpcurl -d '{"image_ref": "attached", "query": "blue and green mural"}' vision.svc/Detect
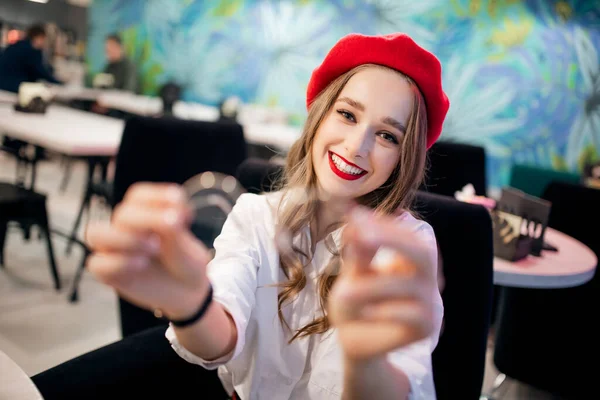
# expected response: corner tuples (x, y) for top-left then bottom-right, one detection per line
(87, 0), (600, 189)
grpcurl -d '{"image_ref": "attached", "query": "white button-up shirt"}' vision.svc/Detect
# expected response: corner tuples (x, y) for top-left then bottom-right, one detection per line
(166, 192), (444, 399)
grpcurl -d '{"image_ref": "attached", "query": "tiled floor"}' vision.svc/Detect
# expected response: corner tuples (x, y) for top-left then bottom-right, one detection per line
(481, 329), (566, 400)
(0, 151), (562, 398)
(0, 152), (120, 376)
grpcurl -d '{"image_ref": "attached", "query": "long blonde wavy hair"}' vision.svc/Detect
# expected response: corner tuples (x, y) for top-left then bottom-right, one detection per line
(275, 64), (429, 342)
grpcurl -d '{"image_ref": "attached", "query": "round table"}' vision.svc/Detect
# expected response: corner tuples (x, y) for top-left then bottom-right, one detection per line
(494, 227), (597, 288)
(0, 350), (44, 400)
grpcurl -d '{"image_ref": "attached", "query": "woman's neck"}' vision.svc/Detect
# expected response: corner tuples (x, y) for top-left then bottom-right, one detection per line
(311, 198), (350, 246)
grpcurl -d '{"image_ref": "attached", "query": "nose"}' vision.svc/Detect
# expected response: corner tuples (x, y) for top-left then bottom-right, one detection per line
(344, 125), (374, 159)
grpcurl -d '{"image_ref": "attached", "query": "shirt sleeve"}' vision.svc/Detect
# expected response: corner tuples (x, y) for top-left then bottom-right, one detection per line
(386, 220), (444, 400)
(166, 193), (262, 369)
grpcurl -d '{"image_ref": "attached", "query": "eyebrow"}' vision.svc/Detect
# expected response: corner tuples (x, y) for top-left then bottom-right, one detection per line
(337, 97), (406, 133)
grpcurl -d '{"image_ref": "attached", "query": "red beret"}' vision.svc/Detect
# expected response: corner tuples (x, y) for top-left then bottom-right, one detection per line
(306, 33), (450, 149)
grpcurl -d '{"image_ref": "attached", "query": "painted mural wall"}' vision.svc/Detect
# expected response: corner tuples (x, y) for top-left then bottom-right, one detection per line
(87, 0), (600, 189)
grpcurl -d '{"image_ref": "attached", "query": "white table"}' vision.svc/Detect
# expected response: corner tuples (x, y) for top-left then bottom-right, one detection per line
(100, 95), (222, 124)
(4, 86), (111, 105)
(50, 86), (112, 102)
(0, 350), (44, 400)
(494, 227), (597, 288)
(97, 92), (164, 115)
(0, 103), (124, 157)
(96, 92), (219, 120)
(0, 89), (17, 104)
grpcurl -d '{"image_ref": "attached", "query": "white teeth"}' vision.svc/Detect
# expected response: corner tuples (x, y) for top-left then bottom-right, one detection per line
(330, 153), (364, 175)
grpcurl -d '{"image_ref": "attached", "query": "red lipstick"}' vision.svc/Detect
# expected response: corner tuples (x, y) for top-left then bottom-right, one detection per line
(328, 151), (367, 181)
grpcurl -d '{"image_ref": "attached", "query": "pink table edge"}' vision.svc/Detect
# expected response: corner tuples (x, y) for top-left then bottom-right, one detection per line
(494, 228), (598, 288)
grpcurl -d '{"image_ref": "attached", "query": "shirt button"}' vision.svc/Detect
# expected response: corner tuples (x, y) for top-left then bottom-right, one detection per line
(286, 378), (294, 385)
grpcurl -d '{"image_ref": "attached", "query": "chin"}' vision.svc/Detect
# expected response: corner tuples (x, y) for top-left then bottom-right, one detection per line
(317, 177), (365, 201)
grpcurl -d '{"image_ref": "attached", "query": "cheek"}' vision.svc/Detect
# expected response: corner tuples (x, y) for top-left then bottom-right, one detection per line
(311, 131), (325, 162)
(312, 127), (330, 158)
(314, 118), (344, 147)
(372, 149), (401, 182)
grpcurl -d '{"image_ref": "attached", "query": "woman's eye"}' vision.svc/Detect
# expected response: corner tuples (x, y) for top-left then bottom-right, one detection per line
(378, 132), (399, 144)
(337, 109), (356, 122)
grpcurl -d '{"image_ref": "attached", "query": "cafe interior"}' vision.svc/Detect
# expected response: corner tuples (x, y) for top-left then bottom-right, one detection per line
(0, 1), (599, 399)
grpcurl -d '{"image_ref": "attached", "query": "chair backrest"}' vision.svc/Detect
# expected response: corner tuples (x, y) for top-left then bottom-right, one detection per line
(422, 141), (487, 197)
(113, 116), (247, 337)
(235, 157), (283, 194)
(542, 181), (599, 256)
(113, 116), (247, 207)
(236, 160), (494, 399)
(414, 191), (494, 400)
(509, 163), (581, 198)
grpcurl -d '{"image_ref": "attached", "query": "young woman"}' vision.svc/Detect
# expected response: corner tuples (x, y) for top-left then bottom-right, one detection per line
(86, 32), (450, 399)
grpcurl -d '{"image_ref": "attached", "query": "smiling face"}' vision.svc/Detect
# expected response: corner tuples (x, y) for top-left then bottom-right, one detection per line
(311, 67), (414, 201)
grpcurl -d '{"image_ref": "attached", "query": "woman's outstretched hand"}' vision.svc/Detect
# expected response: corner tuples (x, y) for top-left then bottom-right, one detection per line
(86, 183), (212, 320)
(328, 207), (437, 362)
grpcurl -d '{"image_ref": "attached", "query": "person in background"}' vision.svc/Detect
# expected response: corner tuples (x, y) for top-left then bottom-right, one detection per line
(0, 24), (62, 93)
(102, 33), (138, 93)
(90, 33), (138, 115)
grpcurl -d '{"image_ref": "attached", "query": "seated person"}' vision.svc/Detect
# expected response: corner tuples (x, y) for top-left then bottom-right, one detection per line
(0, 24), (62, 93)
(33, 32), (449, 399)
(91, 33), (138, 115)
(101, 33), (138, 93)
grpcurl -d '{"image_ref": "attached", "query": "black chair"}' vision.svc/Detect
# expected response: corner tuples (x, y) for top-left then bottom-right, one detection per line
(414, 192), (494, 400)
(1, 137), (49, 242)
(31, 324), (231, 400)
(109, 116), (247, 336)
(0, 146), (61, 290)
(508, 163), (580, 199)
(492, 181), (600, 399)
(65, 156), (113, 256)
(422, 141), (487, 197)
(1, 136), (47, 190)
(235, 157), (283, 194)
(235, 160), (494, 399)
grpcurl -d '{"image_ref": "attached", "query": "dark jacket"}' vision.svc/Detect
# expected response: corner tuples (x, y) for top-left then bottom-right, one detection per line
(0, 39), (61, 93)
(103, 57), (138, 93)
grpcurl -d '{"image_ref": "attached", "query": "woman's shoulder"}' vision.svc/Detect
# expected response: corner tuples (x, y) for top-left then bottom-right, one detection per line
(231, 191), (284, 225)
(234, 191), (284, 211)
(394, 209), (436, 241)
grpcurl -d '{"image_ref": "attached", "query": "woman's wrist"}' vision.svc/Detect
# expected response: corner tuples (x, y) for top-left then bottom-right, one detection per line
(342, 356), (387, 400)
(344, 354), (387, 374)
(343, 355), (411, 400)
(161, 280), (212, 321)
